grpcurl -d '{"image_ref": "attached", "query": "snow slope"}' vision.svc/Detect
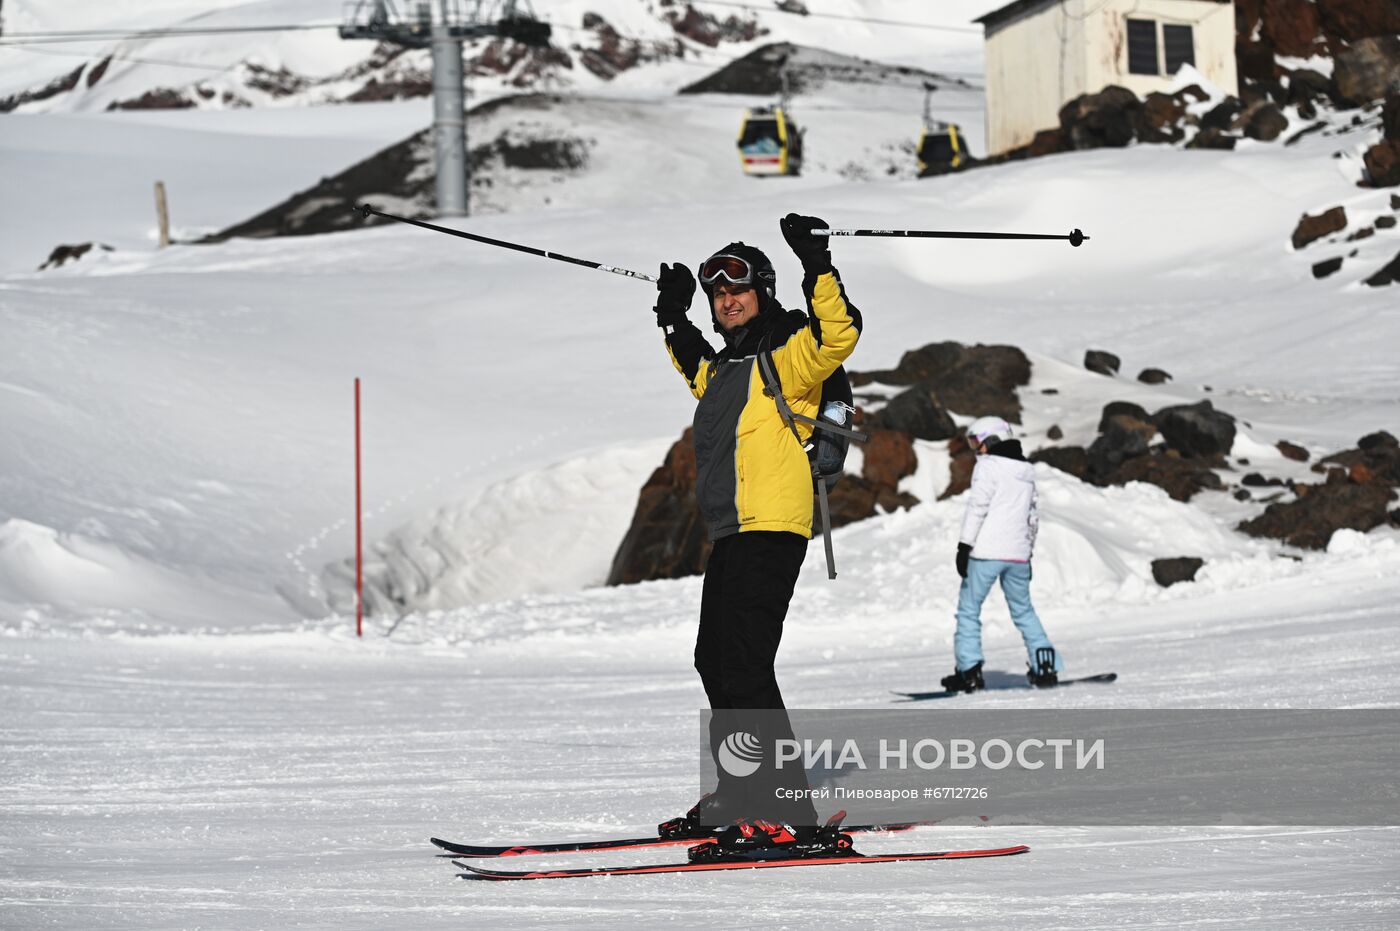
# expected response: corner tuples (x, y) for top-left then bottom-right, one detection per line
(2, 21), (1400, 926)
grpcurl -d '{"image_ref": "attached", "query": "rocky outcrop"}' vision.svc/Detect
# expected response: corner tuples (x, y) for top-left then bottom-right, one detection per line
(106, 88), (196, 111)
(1333, 36), (1400, 106)
(1237, 431), (1400, 549)
(1363, 140), (1400, 188)
(852, 342), (1031, 423)
(1315, 0), (1400, 43)
(0, 64), (83, 112)
(869, 386), (958, 440)
(1152, 401), (1237, 459)
(666, 3), (765, 48)
(1031, 400), (1231, 502)
(606, 429), (709, 585)
(1238, 480), (1396, 549)
(860, 429), (918, 487)
(206, 95), (591, 241)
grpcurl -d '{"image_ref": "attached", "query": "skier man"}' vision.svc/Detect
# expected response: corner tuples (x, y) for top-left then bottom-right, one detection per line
(941, 416), (1063, 693)
(650, 214), (862, 862)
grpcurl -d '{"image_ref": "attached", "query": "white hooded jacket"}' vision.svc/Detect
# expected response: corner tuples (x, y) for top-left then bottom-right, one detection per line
(959, 447), (1039, 562)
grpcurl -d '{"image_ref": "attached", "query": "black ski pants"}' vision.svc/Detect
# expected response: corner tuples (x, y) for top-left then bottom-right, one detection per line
(695, 530), (817, 826)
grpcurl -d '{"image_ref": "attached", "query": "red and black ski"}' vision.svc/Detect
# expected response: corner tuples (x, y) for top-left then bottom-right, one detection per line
(456, 844), (1030, 880)
(432, 820), (924, 858)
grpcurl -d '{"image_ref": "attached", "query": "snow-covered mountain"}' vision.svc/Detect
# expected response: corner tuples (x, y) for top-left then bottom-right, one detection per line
(0, 0), (994, 113)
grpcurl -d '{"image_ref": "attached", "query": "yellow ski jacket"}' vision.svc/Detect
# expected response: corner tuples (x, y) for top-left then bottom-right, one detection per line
(663, 269), (862, 541)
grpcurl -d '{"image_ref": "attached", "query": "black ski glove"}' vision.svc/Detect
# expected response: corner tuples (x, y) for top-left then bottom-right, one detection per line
(956, 543), (972, 579)
(779, 213), (833, 276)
(654, 262), (695, 328)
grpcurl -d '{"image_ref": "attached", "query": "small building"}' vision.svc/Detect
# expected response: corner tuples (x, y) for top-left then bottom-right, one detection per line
(975, 0), (1238, 156)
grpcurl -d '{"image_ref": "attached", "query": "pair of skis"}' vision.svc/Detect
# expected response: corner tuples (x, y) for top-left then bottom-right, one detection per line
(435, 820), (1029, 881)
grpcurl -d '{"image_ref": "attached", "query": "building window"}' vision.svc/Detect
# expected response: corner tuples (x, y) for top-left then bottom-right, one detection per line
(1126, 19), (1158, 75)
(1163, 24), (1196, 74)
(1126, 18), (1197, 76)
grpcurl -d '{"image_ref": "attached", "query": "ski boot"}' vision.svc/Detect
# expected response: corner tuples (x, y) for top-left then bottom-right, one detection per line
(658, 792), (726, 840)
(940, 661), (985, 694)
(688, 811), (855, 863)
(1027, 647), (1058, 688)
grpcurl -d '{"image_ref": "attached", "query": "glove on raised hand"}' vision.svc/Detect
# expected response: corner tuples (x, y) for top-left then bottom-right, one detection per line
(779, 213), (833, 276)
(653, 262), (696, 328)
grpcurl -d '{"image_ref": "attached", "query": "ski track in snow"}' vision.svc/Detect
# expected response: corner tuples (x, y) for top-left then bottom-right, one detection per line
(4, 5), (1400, 925)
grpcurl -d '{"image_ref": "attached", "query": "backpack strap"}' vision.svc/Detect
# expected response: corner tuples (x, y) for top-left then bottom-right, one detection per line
(756, 334), (841, 579)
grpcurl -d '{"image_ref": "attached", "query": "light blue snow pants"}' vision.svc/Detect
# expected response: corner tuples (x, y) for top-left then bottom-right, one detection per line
(954, 559), (1060, 673)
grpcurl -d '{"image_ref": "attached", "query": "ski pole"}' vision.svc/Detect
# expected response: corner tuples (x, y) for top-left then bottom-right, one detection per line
(815, 227), (1089, 247)
(352, 204), (657, 282)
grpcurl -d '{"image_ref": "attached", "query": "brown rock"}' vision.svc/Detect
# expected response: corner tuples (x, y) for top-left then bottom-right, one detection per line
(940, 434), (977, 500)
(1362, 140), (1400, 188)
(1058, 85), (1142, 149)
(1350, 462), (1378, 485)
(1277, 440), (1310, 461)
(1316, 0), (1400, 43)
(1333, 35), (1400, 105)
(1238, 482), (1396, 549)
(1140, 92), (1186, 143)
(1384, 92), (1400, 141)
(851, 342), (1031, 423)
(1047, 424), (1064, 441)
(1098, 401), (1152, 433)
(1243, 102), (1290, 141)
(1030, 446), (1090, 481)
(1313, 256), (1344, 278)
(1187, 127), (1239, 150)
(1152, 400), (1237, 459)
(1111, 452), (1226, 502)
(861, 429), (918, 488)
(1292, 206), (1348, 249)
(1262, 0), (1324, 57)
(1365, 250), (1400, 286)
(824, 475), (919, 530)
(1027, 128), (1067, 157)
(1137, 368), (1172, 384)
(1084, 349), (1121, 376)
(871, 386), (958, 441)
(1152, 556), (1205, 587)
(606, 429), (709, 585)
(1088, 417), (1152, 477)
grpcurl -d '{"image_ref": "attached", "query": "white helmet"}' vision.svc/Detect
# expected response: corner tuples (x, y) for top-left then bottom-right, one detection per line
(967, 416), (1013, 446)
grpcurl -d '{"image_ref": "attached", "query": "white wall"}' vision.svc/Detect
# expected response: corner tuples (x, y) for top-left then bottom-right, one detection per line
(984, 0), (1090, 156)
(1085, 0), (1238, 99)
(983, 0), (1237, 155)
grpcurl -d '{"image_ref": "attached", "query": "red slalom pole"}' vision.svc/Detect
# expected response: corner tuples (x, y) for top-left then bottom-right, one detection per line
(354, 377), (363, 638)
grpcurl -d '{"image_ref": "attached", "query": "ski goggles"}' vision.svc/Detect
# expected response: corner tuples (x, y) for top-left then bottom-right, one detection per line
(699, 254), (755, 288)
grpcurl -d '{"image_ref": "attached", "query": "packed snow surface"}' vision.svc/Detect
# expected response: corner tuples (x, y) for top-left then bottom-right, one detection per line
(2, 6), (1399, 926)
